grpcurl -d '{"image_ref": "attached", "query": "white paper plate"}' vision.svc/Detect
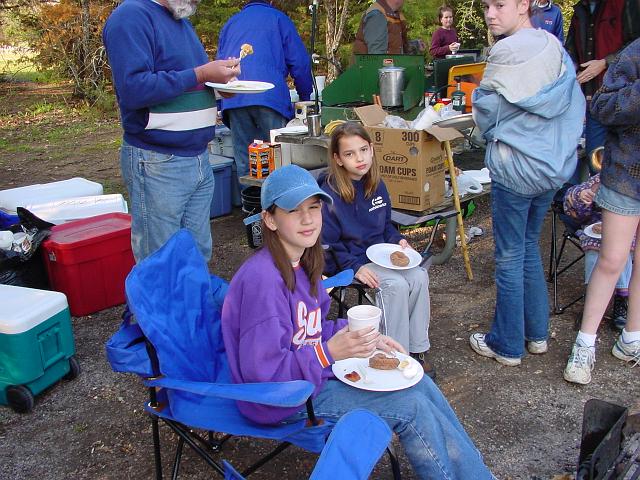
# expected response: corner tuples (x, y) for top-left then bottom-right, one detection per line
(464, 168), (491, 184)
(366, 243), (422, 270)
(584, 222), (602, 239)
(205, 80), (275, 94)
(278, 125), (308, 135)
(332, 352), (424, 392)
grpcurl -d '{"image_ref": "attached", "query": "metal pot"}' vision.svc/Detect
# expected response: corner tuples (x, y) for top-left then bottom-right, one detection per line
(378, 66), (405, 107)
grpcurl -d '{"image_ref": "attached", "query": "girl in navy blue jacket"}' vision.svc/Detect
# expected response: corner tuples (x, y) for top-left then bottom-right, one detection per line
(320, 122), (434, 378)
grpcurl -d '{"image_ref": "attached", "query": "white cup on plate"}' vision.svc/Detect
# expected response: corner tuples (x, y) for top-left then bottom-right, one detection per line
(347, 305), (381, 332)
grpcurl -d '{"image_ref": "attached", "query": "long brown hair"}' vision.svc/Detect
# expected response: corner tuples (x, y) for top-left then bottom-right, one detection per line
(261, 204), (325, 297)
(327, 122), (381, 203)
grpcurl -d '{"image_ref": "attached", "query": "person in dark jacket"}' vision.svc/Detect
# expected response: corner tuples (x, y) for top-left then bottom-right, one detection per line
(565, 0), (640, 159)
(353, 0), (416, 54)
(217, 1), (312, 190)
(564, 38), (640, 385)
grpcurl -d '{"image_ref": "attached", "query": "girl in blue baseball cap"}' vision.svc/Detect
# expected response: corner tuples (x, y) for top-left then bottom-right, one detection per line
(221, 164), (493, 479)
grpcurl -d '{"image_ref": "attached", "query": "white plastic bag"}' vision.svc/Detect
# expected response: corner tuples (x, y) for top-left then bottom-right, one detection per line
(383, 115), (410, 129)
(410, 106), (440, 130)
(456, 173), (483, 197)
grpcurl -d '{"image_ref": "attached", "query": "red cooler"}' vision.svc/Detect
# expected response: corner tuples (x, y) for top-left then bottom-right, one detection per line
(42, 213), (135, 316)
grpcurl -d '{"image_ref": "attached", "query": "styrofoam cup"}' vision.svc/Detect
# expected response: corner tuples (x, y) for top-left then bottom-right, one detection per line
(347, 305), (381, 332)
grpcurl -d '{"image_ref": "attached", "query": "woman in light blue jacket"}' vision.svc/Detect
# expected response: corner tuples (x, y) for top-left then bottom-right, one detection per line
(468, 0), (585, 366)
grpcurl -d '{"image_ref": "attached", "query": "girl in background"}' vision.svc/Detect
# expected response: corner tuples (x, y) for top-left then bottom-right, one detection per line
(320, 122), (434, 379)
(221, 164), (493, 479)
(429, 5), (460, 59)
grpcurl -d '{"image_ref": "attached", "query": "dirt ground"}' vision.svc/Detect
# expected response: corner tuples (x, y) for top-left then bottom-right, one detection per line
(0, 82), (638, 480)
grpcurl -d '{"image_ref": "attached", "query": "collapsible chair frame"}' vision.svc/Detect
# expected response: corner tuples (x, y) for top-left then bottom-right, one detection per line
(548, 201), (585, 314)
(143, 343), (403, 480)
(143, 340), (334, 480)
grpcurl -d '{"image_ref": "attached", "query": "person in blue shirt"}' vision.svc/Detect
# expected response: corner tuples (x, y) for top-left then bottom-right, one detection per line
(103, 0), (240, 262)
(216, 1), (313, 190)
(530, 0), (564, 42)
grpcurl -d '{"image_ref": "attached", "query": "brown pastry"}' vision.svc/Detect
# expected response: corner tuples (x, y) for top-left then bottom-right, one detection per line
(591, 223), (602, 235)
(344, 371), (361, 382)
(390, 250), (410, 267)
(368, 353), (400, 370)
(239, 43), (254, 59)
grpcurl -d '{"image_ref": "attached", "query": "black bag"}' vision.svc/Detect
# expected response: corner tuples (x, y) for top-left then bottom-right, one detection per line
(0, 208), (54, 289)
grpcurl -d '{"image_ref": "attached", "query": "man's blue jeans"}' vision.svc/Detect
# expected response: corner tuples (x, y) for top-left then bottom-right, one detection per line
(120, 141), (214, 262)
(289, 378), (493, 479)
(485, 182), (555, 359)
(226, 106), (287, 189)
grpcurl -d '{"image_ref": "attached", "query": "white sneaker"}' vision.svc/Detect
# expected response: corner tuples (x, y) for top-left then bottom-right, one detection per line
(563, 341), (595, 384)
(611, 336), (640, 366)
(528, 340), (548, 354)
(469, 333), (521, 366)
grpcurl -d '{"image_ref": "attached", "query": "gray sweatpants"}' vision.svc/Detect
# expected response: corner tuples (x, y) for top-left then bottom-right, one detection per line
(365, 263), (431, 354)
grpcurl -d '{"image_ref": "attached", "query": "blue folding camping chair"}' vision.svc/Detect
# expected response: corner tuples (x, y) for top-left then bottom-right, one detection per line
(106, 230), (400, 479)
(223, 408), (393, 480)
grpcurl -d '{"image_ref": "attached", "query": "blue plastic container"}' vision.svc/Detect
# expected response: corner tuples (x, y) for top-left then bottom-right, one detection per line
(210, 155), (233, 218)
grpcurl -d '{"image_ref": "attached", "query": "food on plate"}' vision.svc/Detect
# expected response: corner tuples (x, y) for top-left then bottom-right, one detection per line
(369, 353), (400, 370)
(401, 362), (420, 379)
(239, 43), (254, 59)
(344, 371), (361, 382)
(390, 250), (410, 267)
(591, 222), (602, 235)
(398, 359), (410, 370)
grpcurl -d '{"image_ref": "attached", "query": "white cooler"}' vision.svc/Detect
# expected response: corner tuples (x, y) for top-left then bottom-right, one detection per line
(0, 178), (103, 215)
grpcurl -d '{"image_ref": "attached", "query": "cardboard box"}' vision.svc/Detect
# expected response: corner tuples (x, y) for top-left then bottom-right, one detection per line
(355, 105), (461, 212)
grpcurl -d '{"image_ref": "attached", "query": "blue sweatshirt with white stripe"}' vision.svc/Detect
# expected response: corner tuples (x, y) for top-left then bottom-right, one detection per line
(103, 0), (216, 156)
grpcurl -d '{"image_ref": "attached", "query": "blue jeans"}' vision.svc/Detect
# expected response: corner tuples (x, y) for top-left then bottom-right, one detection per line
(584, 250), (632, 289)
(485, 183), (555, 358)
(288, 379), (493, 480)
(120, 141), (214, 262)
(226, 106), (287, 189)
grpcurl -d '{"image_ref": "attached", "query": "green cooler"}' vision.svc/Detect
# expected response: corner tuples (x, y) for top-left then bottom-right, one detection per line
(0, 284), (79, 413)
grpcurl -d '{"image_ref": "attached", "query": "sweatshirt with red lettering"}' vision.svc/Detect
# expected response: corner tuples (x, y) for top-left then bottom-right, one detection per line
(221, 248), (346, 425)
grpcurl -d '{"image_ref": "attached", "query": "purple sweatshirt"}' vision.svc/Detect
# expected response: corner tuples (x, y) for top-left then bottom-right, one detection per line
(221, 248), (347, 425)
(430, 28), (459, 59)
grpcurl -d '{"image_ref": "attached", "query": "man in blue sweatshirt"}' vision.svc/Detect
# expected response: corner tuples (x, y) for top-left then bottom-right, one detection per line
(531, 0), (564, 42)
(103, 0), (240, 262)
(216, 1), (312, 191)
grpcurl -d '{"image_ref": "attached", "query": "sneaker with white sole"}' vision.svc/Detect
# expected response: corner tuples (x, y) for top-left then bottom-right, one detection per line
(469, 333), (521, 366)
(563, 341), (595, 384)
(611, 336), (640, 366)
(527, 340), (548, 354)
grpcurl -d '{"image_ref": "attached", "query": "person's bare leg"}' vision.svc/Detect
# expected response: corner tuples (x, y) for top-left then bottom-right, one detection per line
(579, 210), (638, 334)
(623, 221), (640, 333)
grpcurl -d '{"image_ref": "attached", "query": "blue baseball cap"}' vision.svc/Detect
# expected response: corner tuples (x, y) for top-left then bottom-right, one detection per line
(243, 165), (332, 225)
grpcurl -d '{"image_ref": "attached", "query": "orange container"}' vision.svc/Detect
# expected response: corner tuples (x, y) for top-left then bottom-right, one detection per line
(249, 142), (273, 179)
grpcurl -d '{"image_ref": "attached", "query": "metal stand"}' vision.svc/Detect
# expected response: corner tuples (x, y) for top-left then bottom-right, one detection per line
(443, 139), (473, 280)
